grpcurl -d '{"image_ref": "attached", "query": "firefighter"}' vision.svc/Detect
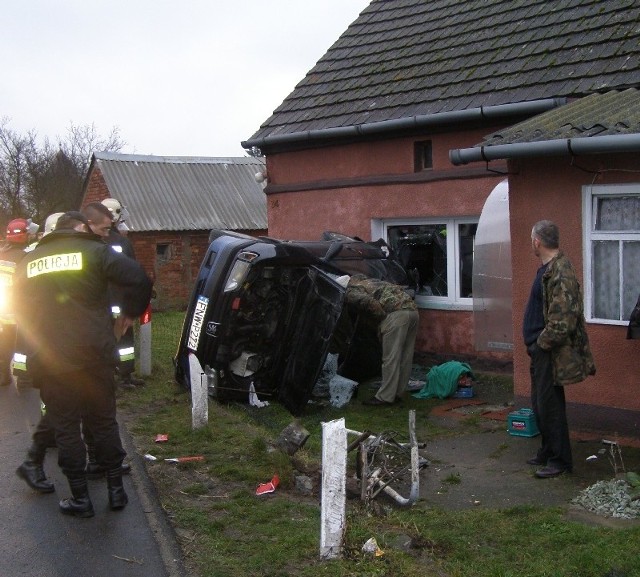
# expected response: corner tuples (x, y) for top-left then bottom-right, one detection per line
(13, 210), (152, 517)
(99, 198), (145, 388)
(0, 218), (38, 386)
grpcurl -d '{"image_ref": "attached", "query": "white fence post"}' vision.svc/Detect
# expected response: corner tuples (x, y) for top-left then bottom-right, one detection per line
(320, 418), (347, 560)
(138, 305), (152, 376)
(189, 353), (209, 429)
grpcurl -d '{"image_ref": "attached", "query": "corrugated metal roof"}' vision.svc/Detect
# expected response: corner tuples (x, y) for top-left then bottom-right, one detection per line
(89, 152), (267, 232)
(480, 88), (640, 146)
(244, 0), (640, 151)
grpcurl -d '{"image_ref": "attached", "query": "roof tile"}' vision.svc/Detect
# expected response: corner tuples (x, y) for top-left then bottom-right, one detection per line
(245, 0), (640, 149)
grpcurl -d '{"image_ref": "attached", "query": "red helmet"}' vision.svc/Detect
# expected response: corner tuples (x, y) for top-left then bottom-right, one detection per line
(5, 218), (29, 244)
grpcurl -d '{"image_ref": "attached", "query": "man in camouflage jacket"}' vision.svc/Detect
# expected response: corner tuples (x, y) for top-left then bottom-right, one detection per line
(341, 274), (419, 406)
(523, 220), (595, 479)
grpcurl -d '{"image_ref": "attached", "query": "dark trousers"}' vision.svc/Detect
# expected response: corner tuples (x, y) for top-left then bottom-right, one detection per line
(0, 323), (16, 384)
(30, 410), (57, 459)
(39, 366), (125, 478)
(528, 344), (572, 471)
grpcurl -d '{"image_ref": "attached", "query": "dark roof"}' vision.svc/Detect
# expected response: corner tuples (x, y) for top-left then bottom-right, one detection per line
(449, 89), (640, 164)
(245, 0), (640, 150)
(87, 153), (267, 232)
(482, 88), (640, 145)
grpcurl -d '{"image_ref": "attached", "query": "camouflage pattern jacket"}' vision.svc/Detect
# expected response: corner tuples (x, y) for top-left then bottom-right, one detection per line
(345, 274), (417, 322)
(537, 251), (596, 385)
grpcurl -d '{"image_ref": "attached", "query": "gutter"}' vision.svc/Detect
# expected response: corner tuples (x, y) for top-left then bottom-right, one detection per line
(450, 133), (640, 165)
(242, 98), (565, 151)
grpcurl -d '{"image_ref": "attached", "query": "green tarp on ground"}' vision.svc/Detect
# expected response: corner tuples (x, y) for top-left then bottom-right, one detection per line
(412, 361), (475, 399)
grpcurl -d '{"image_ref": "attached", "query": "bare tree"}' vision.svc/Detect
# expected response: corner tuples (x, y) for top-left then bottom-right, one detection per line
(0, 119), (125, 229)
(0, 117), (39, 220)
(58, 122), (124, 177)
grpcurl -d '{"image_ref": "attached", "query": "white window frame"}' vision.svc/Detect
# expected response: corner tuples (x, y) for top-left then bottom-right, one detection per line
(372, 217), (478, 310)
(582, 183), (640, 325)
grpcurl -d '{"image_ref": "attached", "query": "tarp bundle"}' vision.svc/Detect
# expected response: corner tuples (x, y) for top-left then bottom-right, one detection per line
(412, 361), (475, 399)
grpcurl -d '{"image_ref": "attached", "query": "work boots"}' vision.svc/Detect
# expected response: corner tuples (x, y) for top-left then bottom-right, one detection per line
(107, 468), (128, 510)
(59, 477), (94, 518)
(16, 443), (54, 493)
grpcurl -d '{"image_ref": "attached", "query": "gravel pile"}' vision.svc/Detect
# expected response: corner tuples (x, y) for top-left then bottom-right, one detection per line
(572, 479), (640, 519)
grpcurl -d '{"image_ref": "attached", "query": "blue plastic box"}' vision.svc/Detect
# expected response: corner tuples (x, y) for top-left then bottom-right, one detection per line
(507, 408), (540, 437)
(453, 386), (474, 398)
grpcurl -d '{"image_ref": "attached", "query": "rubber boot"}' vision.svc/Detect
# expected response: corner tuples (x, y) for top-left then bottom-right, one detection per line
(59, 477), (94, 518)
(16, 443), (54, 493)
(107, 468), (128, 511)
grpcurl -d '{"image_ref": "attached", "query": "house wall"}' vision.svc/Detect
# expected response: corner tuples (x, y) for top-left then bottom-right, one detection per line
(263, 130), (510, 360)
(508, 152), (640, 412)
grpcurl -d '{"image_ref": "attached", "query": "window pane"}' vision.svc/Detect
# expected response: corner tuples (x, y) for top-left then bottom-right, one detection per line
(387, 224), (447, 296)
(623, 241), (640, 320)
(592, 240), (619, 319)
(458, 223), (477, 298)
(596, 196), (640, 231)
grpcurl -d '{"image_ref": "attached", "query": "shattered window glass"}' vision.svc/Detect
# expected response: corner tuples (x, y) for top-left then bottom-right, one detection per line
(386, 221), (477, 302)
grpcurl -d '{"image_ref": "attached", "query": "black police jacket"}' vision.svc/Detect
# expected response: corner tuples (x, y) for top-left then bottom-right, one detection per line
(13, 229), (153, 377)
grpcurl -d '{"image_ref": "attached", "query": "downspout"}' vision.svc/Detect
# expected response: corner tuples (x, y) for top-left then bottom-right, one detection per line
(242, 98), (565, 151)
(450, 133), (640, 165)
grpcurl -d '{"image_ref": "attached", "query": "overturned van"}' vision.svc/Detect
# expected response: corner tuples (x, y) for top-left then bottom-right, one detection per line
(174, 229), (408, 414)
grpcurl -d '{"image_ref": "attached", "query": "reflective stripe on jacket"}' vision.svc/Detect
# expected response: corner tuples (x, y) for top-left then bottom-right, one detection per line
(14, 229), (152, 377)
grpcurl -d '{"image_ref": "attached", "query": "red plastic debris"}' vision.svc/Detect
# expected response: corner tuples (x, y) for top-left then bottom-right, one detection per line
(256, 474), (280, 495)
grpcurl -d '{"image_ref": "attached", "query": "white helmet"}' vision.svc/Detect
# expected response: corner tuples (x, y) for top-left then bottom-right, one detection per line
(26, 218), (40, 236)
(43, 212), (65, 236)
(101, 198), (124, 223)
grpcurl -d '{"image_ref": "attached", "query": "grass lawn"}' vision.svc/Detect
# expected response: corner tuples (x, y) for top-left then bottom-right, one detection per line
(119, 311), (640, 577)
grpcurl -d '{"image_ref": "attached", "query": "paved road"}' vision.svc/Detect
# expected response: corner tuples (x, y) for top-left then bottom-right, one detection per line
(0, 382), (185, 577)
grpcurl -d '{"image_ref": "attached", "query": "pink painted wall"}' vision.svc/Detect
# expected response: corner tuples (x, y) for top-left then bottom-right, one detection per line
(509, 153), (640, 412)
(263, 132), (510, 360)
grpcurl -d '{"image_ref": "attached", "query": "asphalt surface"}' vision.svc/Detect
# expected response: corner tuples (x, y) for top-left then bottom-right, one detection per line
(0, 381), (185, 577)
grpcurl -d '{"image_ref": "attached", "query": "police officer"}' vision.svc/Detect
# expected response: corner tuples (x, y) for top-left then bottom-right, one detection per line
(15, 211), (129, 493)
(13, 210), (152, 518)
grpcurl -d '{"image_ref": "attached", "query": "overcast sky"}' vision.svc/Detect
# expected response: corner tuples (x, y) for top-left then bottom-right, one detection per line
(1, 0), (369, 158)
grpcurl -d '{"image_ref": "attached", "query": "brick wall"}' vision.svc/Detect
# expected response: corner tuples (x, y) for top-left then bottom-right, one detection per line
(83, 169), (110, 204)
(130, 228), (267, 311)
(130, 230), (209, 311)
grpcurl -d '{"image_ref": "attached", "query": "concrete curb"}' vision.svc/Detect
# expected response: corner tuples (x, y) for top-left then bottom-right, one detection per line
(119, 420), (189, 577)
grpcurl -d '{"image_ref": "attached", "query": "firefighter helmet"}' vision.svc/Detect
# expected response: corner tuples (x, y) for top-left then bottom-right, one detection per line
(101, 198), (123, 223)
(43, 212), (65, 236)
(5, 218), (29, 244)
